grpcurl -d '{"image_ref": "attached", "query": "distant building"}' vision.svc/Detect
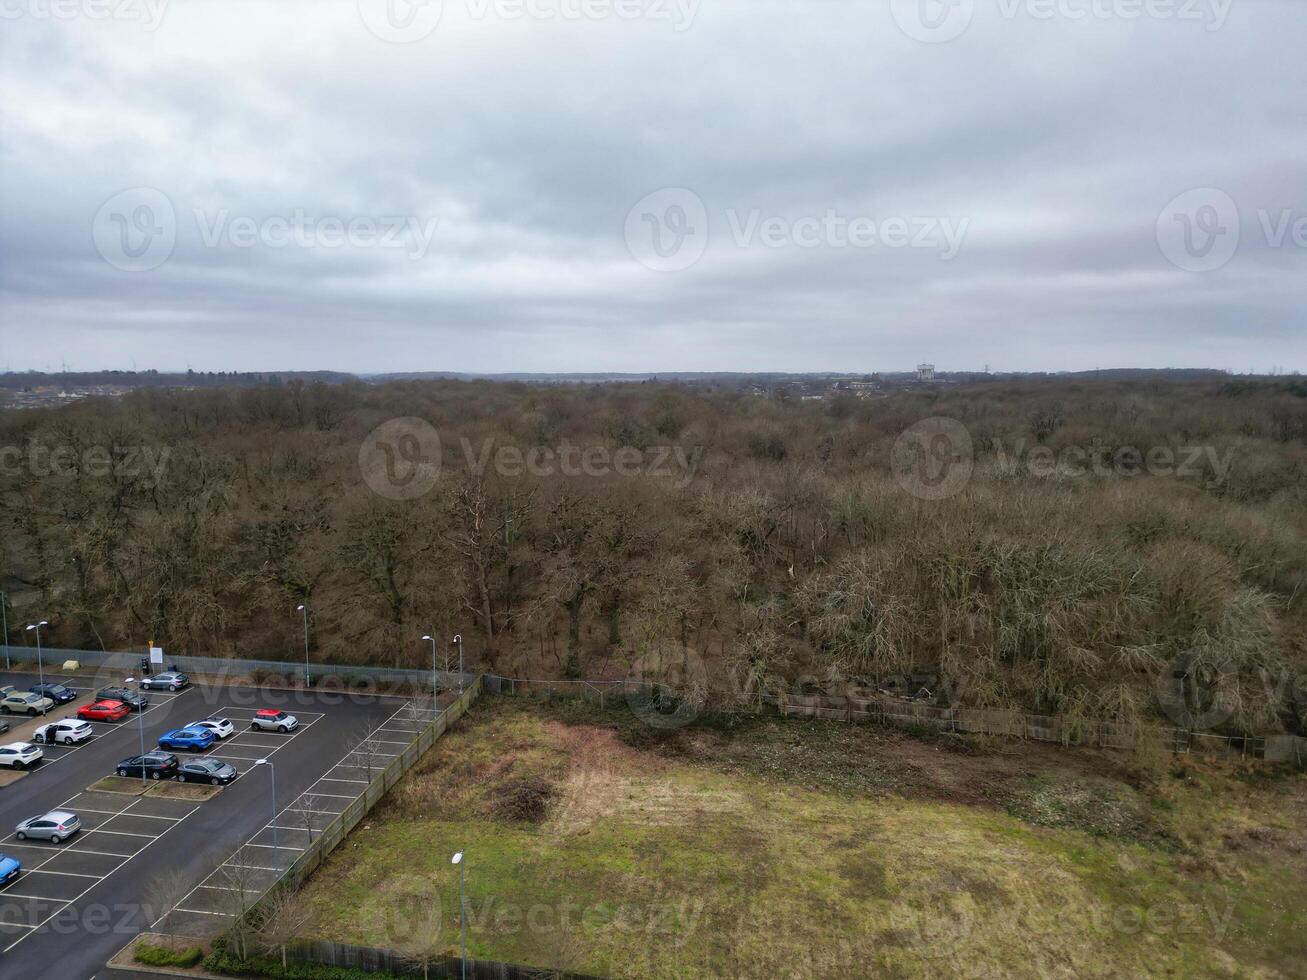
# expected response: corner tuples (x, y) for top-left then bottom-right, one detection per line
(916, 363), (936, 382)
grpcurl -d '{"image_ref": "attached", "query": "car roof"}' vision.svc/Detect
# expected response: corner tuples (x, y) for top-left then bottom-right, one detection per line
(1, 742), (35, 751)
(45, 810), (77, 821)
(93, 699), (125, 706)
(255, 708), (284, 715)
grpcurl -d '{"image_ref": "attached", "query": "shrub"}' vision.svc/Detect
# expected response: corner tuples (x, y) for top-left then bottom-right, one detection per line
(205, 947), (402, 979)
(135, 942), (204, 968)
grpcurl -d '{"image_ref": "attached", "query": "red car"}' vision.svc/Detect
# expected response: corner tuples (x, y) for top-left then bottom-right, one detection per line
(78, 699), (131, 722)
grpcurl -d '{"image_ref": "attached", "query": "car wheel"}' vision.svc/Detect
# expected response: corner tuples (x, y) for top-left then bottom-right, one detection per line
(211, 777), (221, 785)
(151, 772), (161, 780)
(50, 834), (62, 845)
(170, 685), (179, 692)
(251, 722), (259, 730)
(27, 708), (37, 717)
(278, 725), (288, 733)
(118, 768), (128, 777)
(13, 761), (24, 770)
(62, 736), (73, 745)
(1, 706), (9, 715)
(34, 734), (45, 743)
(15, 832), (26, 841)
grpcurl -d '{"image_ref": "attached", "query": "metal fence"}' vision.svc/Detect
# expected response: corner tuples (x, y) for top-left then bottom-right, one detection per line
(2, 644), (474, 692)
(279, 676), (482, 890)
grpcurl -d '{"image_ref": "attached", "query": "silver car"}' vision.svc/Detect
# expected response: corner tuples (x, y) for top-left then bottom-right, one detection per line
(15, 810), (81, 844)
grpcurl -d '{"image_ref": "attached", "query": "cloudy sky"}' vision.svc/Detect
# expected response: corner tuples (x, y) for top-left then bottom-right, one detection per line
(1, 0), (1303, 374)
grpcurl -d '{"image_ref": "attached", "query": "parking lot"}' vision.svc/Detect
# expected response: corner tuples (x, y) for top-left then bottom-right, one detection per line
(0, 669), (437, 980)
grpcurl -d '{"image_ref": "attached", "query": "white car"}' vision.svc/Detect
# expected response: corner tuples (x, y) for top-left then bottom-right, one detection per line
(32, 720), (93, 745)
(250, 709), (298, 732)
(186, 717), (234, 739)
(0, 743), (43, 769)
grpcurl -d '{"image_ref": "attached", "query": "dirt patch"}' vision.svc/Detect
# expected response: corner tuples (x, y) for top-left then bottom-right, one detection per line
(88, 776), (148, 796)
(0, 768), (28, 787)
(146, 782), (224, 801)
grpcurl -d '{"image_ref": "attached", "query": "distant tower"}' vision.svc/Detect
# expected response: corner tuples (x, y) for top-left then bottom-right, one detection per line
(916, 363), (935, 383)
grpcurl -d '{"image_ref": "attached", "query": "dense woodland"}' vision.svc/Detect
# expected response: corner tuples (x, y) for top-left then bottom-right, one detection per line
(2, 376), (1305, 735)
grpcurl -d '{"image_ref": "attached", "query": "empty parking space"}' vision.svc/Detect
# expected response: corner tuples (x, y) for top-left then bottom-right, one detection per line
(37, 848), (125, 877)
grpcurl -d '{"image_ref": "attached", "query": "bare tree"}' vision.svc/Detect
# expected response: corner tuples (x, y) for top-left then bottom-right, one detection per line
(211, 846), (268, 961)
(256, 885), (314, 969)
(292, 792), (327, 845)
(392, 886), (445, 980)
(351, 724), (389, 782)
(145, 867), (193, 949)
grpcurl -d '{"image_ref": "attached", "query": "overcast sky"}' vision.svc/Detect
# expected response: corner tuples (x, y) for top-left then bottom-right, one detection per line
(1, 0), (1303, 375)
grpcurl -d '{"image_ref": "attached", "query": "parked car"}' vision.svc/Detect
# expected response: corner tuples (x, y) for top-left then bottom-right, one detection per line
(96, 687), (149, 711)
(116, 752), (179, 780)
(185, 717), (234, 740)
(0, 743), (43, 769)
(15, 810), (80, 844)
(78, 699), (131, 722)
(0, 852), (19, 886)
(32, 719), (93, 745)
(0, 720), (8, 735)
(250, 708), (298, 732)
(178, 758), (238, 785)
(29, 683), (76, 704)
(157, 727), (215, 752)
(140, 671), (189, 692)
(0, 691), (54, 717)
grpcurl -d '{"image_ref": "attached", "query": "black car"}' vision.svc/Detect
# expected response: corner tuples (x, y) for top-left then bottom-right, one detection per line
(178, 758), (238, 785)
(97, 687), (149, 711)
(30, 683), (76, 704)
(116, 752), (179, 780)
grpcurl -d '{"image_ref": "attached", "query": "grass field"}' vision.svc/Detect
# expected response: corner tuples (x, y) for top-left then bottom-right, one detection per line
(296, 697), (1307, 978)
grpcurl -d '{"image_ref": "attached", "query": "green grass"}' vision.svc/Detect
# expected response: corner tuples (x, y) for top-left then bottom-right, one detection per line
(296, 697), (1307, 979)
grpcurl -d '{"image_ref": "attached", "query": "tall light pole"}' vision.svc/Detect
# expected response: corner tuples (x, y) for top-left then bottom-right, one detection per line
(25, 620), (48, 688)
(451, 851), (466, 980)
(452, 634), (463, 694)
(421, 634), (437, 706)
(124, 675), (148, 787)
(296, 604), (310, 687)
(1, 591), (9, 670)
(255, 759), (278, 852)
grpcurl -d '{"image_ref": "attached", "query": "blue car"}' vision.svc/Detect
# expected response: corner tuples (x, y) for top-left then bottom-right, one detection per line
(157, 726), (216, 753)
(0, 853), (19, 886)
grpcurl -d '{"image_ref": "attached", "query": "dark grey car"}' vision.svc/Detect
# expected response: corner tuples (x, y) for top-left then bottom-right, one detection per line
(178, 758), (238, 785)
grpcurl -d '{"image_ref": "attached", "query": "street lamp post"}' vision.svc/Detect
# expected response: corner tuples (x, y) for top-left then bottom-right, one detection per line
(1, 591), (9, 670)
(255, 759), (278, 852)
(25, 620), (49, 688)
(451, 851), (466, 980)
(296, 604), (310, 687)
(124, 675), (148, 787)
(421, 634), (437, 706)
(452, 634), (463, 694)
